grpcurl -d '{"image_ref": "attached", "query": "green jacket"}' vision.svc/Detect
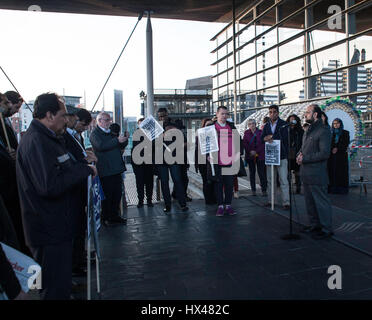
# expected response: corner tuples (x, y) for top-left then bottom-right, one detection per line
(90, 126), (127, 178)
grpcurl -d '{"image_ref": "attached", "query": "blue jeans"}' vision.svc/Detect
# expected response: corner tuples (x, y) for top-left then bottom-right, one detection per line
(158, 164), (186, 207)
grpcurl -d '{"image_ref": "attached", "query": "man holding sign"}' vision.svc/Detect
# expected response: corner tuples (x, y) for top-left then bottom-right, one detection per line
(261, 105), (290, 209)
(208, 106), (241, 217)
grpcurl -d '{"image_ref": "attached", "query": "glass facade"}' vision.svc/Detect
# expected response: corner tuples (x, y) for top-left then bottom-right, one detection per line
(211, 0), (372, 123)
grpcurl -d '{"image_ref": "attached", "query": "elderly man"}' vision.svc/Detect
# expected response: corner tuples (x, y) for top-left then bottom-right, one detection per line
(297, 104), (333, 240)
(16, 93), (97, 299)
(90, 112), (128, 226)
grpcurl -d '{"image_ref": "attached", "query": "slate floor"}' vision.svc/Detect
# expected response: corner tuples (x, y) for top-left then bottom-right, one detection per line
(87, 195), (372, 300)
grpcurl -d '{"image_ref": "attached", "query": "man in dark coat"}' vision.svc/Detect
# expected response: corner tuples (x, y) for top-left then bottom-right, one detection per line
(90, 112), (128, 226)
(0, 194), (28, 300)
(261, 104), (290, 209)
(16, 93), (97, 299)
(63, 111), (97, 276)
(156, 108), (188, 213)
(297, 104), (333, 240)
(0, 93), (30, 256)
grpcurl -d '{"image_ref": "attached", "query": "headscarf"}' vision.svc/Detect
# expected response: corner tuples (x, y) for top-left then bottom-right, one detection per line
(332, 118), (344, 144)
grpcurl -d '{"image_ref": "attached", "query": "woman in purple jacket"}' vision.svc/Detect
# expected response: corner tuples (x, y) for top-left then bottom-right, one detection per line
(243, 119), (267, 196)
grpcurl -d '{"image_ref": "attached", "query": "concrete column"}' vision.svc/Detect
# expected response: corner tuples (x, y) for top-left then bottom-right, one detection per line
(146, 12), (154, 116)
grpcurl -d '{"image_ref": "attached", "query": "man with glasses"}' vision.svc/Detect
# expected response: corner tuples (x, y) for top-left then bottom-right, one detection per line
(90, 112), (128, 226)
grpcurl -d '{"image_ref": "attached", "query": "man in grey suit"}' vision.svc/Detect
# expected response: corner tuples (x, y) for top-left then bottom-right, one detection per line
(296, 104), (333, 240)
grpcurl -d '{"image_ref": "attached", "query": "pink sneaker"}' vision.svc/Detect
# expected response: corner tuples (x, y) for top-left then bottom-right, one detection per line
(216, 206), (224, 216)
(225, 206), (236, 216)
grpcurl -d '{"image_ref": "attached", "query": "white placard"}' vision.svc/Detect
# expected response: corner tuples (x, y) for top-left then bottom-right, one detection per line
(139, 115), (164, 141)
(265, 140), (281, 166)
(197, 126), (219, 155)
(0, 242), (41, 293)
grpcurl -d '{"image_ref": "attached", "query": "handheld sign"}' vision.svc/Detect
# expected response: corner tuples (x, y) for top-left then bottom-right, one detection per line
(265, 140), (281, 166)
(197, 126), (219, 155)
(0, 242), (41, 294)
(139, 115), (164, 141)
(197, 126), (219, 176)
(265, 140), (281, 210)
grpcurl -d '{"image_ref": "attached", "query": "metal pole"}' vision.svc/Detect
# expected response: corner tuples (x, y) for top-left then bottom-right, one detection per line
(271, 165), (274, 211)
(232, 0), (238, 124)
(146, 11), (154, 117)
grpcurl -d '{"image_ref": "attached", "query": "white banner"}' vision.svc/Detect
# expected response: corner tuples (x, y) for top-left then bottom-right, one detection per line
(0, 242), (41, 293)
(265, 140), (281, 166)
(139, 115), (164, 141)
(197, 126), (219, 155)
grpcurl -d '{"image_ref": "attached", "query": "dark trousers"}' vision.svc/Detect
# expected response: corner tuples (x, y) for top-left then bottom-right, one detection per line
(247, 159), (267, 192)
(173, 164), (189, 198)
(303, 184), (333, 233)
(30, 241), (73, 300)
(199, 165), (216, 204)
(158, 164), (186, 207)
(100, 173), (123, 221)
(133, 164), (154, 203)
(72, 205), (86, 270)
(214, 165), (234, 206)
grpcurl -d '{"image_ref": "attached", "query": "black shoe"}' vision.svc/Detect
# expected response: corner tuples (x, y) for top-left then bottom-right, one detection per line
(185, 196), (192, 202)
(137, 202), (144, 208)
(181, 206), (189, 212)
(301, 225), (322, 234)
(72, 267), (87, 277)
(163, 205), (171, 213)
(312, 230), (334, 240)
(283, 205), (290, 210)
(264, 202), (272, 207)
(147, 202), (154, 207)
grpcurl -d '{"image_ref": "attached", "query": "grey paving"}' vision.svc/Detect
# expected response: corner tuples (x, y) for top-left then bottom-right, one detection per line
(89, 194), (372, 300)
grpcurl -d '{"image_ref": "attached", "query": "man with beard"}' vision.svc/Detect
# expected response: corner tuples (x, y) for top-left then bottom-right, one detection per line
(16, 93), (97, 299)
(296, 104), (333, 240)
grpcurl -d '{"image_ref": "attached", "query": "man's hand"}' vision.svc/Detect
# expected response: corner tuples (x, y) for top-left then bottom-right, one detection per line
(85, 150), (97, 163)
(118, 134), (128, 143)
(296, 152), (303, 165)
(332, 147), (338, 154)
(7, 147), (16, 161)
(264, 135), (273, 143)
(14, 290), (28, 300)
(88, 164), (98, 178)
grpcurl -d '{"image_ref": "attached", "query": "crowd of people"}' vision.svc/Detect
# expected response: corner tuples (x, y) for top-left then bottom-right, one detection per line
(0, 89), (350, 300)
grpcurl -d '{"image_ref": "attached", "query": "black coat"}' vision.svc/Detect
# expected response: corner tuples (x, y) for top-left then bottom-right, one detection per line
(261, 118), (289, 160)
(0, 119), (18, 150)
(0, 194), (21, 300)
(90, 126), (127, 178)
(63, 131), (89, 235)
(16, 120), (94, 246)
(328, 129), (350, 190)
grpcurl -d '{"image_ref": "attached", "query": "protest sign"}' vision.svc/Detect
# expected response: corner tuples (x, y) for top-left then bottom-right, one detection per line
(265, 140), (281, 166)
(197, 126), (219, 155)
(139, 115), (164, 141)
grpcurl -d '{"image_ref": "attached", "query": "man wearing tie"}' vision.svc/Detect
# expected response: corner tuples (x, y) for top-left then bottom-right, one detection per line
(63, 110), (96, 276)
